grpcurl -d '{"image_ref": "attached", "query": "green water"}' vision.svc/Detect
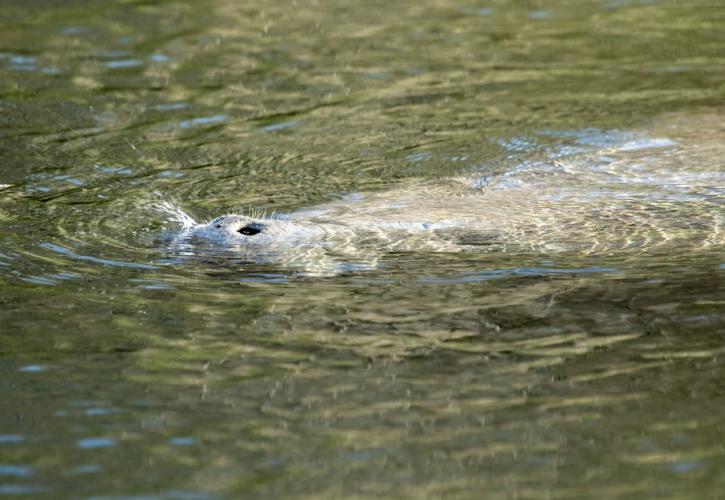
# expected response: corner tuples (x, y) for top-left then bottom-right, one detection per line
(1, 0), (725, 497)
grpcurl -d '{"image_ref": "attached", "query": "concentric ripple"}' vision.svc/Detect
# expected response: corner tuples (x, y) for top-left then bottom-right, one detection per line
(2, 109), (723, 290)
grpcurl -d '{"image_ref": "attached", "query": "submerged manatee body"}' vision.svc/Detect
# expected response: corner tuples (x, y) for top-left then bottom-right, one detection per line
(173, 112), (725, 275)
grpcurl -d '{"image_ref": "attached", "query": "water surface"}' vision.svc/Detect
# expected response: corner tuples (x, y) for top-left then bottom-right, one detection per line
(1, 0), (725, 497)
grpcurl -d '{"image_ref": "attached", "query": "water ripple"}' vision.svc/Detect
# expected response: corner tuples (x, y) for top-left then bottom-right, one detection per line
(39, 243), (157, 270)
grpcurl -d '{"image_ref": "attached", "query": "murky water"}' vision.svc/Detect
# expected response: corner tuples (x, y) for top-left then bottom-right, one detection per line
(1, 0), (724, 497)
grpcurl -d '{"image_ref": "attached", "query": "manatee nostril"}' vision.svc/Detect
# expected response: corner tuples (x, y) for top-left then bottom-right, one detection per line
(238, 223), (263, 236)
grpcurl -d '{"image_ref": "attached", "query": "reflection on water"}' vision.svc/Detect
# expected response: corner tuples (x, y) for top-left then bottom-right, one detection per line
(1, 0), (725, 497)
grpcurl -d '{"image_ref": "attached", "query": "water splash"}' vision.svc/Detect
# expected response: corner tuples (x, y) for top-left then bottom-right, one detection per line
(150, 192), (196, 229)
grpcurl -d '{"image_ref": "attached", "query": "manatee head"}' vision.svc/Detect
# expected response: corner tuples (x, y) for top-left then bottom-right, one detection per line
(185, 214), (327, 248)
(174, 213), (363, 275)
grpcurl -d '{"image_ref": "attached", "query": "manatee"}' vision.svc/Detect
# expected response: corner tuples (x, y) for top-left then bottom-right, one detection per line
(166, 112), (725, 275)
